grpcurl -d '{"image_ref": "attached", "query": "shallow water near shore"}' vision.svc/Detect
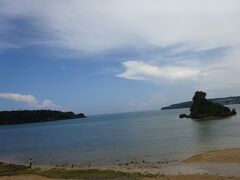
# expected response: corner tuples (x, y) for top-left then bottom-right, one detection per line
(0, 105), (240, 166)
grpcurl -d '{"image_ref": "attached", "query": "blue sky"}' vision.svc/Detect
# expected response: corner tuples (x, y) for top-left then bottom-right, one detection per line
(0, 0), (240, 115)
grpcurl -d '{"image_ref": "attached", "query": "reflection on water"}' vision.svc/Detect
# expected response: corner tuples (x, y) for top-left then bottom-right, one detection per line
(0, 105), (240, 165)
(189, 106), (239, 151)
(192, 120), (219, 144)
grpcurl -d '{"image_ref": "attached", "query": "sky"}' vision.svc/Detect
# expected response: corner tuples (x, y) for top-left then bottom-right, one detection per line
(0, 0), (240, 115)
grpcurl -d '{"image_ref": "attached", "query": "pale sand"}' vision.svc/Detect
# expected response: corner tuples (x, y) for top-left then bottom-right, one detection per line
(83, 149), (240, 177)
(1, 148), (240, 179)
(184, 149), (240, 163)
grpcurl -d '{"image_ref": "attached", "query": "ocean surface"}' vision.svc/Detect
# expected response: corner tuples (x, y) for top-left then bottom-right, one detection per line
(0, 105), (240, 166)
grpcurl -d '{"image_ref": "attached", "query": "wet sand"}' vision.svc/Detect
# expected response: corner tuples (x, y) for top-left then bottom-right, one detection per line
(1, 148), (240, 179)
(184, 149), (240, 163)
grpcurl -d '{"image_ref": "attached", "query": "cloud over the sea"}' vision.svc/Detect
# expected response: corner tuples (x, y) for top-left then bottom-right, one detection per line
(118, 61), (201, 81)
(118, 46), (240, 94)
(0, 93), (61, 110)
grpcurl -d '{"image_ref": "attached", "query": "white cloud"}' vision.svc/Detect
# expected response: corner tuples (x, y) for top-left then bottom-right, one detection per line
(198, 47), (240, 91)
(117, 47), (240, 96)
(118, 61), (201, 81)
(37, 99), (61, 110)
(0, 93), (38, 104)
(0, 93), (61, 110)
(0, 0), (240, 53)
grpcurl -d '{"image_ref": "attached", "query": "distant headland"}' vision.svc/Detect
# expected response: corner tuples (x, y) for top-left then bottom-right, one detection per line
(0, 110), (86, 125)
(179, 91), (237, 119)
(162, 95), (240, 110)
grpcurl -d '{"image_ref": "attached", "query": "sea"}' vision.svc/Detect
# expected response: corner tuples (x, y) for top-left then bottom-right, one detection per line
(0, 105), (240, 166)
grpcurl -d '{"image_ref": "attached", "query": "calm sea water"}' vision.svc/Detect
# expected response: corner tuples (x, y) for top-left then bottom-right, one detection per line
(0, 105), (240, 166)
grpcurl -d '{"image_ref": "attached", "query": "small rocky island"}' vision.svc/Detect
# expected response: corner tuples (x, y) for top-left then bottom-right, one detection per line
(180, 91), (237, 119)
(0, 110), (86, 125)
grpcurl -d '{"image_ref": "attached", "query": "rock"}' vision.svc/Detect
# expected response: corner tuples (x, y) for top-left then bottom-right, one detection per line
(232, 108), (237, 115)
(179, 114), (189, 118)
(179, 91), (237, 119)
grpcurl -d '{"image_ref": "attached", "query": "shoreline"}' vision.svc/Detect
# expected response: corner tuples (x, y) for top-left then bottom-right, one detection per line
(1, 148), (240, 179)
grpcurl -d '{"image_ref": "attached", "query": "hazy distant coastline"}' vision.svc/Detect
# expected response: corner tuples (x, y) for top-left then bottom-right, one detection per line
(162, 96), (240, 110)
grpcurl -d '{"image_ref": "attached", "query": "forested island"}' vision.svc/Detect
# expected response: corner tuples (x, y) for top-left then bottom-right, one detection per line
(162, 95), (240, 110)
(0, 110), (86, 125)
(179, 91), (236, 119)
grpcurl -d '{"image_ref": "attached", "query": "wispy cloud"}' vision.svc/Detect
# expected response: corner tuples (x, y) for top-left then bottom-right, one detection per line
(118, 61), (201, 81)
(198, 47), (240, 91)
(0, 0), (239, 54)
(117, 46), (240, 95)
(0, 93), (61, 110)
(0, 42), (20, 50)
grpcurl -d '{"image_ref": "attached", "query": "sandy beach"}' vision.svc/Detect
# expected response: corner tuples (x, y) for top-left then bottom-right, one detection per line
(0, 174), (239, 180)
(184, 149), (240, 163)
(1, 148), (240, 179)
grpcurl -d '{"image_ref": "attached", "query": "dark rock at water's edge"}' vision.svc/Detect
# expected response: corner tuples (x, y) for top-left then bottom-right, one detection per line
(180, 91), (237, 119)
(0, 110), (86, 125)
(179, 114), (190, 119)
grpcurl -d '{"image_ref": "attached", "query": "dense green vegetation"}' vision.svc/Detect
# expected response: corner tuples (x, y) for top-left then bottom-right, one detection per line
(0, 110), (86, 125)
(190, 91), (236, 119)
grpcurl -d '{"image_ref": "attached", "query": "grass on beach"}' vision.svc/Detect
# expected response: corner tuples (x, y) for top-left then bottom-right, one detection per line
(0, 162), (155, 179)
(0, 162), (32, 176)
(37, 168), (155, 179)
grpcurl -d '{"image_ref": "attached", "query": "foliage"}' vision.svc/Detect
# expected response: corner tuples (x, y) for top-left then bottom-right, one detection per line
(0, 110), (86, 125)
